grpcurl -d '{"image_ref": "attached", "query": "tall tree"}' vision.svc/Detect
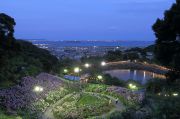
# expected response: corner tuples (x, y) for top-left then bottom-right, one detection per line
(0, 13), (16, 48)
(152, 0), (180, 72)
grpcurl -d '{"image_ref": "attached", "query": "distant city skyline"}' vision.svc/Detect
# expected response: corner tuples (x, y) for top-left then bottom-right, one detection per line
(0, 0), (175, 41)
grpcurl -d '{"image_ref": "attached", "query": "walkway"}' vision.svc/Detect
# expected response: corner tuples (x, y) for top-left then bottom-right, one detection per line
(106, 61), (169, 74)
(41, 92), (125, 119)
(41, 93), (74, 119)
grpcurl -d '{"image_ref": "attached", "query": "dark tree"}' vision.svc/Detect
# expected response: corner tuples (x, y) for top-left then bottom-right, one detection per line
(0, 13), (16, 48)
(105, 50), (123, 61)
(152, 0), (180, 71)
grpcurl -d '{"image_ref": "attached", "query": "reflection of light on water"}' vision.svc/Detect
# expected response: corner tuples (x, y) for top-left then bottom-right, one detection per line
(133, 70), (137, 79)
(153, 73), (155, 78)
(134, 70), (137, 76)
(104, 69), (166, 85)
(143, 71), (146, 79)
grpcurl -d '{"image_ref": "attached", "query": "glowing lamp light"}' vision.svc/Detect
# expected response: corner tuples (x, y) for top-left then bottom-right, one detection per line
(132, 85), (136, 89)
(128, 83), (137, 90)
(64, 69), (68, 73)
(34, 86), (43, 92)
(173, 93), (178, 96)
(101, 61), (106, 66)
(97, 75), (103, 80)
(74, 67), (80, 73)
(129, 83), (133, 87)
(84, 63), (90, 68)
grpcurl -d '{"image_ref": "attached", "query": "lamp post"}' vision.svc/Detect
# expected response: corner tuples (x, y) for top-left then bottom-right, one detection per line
(97, 75), (103, 82)
(101, 61), (106, 66)
(84, 63), (90, 68)
(74, 67), (80, 80)
(128, 83), (137, 90)
(64, 69), (68, 73)
(173, 93), (178, 97)
(33, 86), (43, 92)
(97, 75), (103, 80)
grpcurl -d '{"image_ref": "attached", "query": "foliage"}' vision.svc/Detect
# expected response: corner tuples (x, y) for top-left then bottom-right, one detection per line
(84, 84), (132, 106)
(152, 0), (180, 71)
(0, 13), (16, 49)
(146, 78), (180, 93)
(53, 92), (113, 119)
(144, 77), (180, 119)
(105, 50), (123, 62)
(33, 87), (71, 112)
(103, 74), (126, 87)
(0, 13), (60, 88)
(84, 84), (108, 93)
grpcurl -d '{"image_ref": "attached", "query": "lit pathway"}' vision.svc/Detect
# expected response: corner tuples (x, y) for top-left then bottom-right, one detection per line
(106, 61), (169, 74)
(42, 91), (125, 119)
(41, 93), (74, 119)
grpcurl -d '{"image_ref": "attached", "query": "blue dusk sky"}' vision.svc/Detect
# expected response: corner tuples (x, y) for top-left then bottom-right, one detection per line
(0, 0), (175, 41)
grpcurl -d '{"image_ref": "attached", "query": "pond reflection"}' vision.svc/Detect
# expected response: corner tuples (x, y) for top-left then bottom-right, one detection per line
(104, 69), (166, 84)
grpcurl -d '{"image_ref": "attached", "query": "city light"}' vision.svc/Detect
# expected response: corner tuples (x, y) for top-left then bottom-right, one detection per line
(97, 75), (103, 80)
(173, 93), (178, 96)
(101, 61), (106, 66)
(74, 67), (80, 73)
(64, 69), (68, 73)
(84, 63), (90, 68)
(33, 86), (43, 92)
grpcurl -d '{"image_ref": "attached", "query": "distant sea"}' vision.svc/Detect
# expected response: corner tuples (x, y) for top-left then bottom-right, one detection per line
(30, 40), (154, 48)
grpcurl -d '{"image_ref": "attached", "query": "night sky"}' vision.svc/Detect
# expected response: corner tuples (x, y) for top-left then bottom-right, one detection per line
(0, 0), (175, 41)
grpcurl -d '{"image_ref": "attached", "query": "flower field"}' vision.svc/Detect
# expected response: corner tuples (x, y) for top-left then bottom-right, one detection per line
(53, 92), (114, 119)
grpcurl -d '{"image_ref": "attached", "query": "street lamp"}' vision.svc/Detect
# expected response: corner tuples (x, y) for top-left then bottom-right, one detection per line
(97, 75), (103, 80)
(84, 63), (90, 68)
(101, 61), (106, 66)
(129, 83), (133, 87)
(33, 86), (43, 92)
(74, 67), (80, 73)
(64, 69), (68, 73)
(74, 67), (80, 80)
(128, 83), (137, 90)
(173, 93), (178, 96)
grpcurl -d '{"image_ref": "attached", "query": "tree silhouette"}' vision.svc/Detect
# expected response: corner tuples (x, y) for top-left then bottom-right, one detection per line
(152, 0), (180, 72)
(0, 13), (16, 48)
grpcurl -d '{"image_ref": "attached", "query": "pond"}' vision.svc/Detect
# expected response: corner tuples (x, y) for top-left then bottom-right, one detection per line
(104, 69), (166, 84)
(64, 75), (80, 81)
